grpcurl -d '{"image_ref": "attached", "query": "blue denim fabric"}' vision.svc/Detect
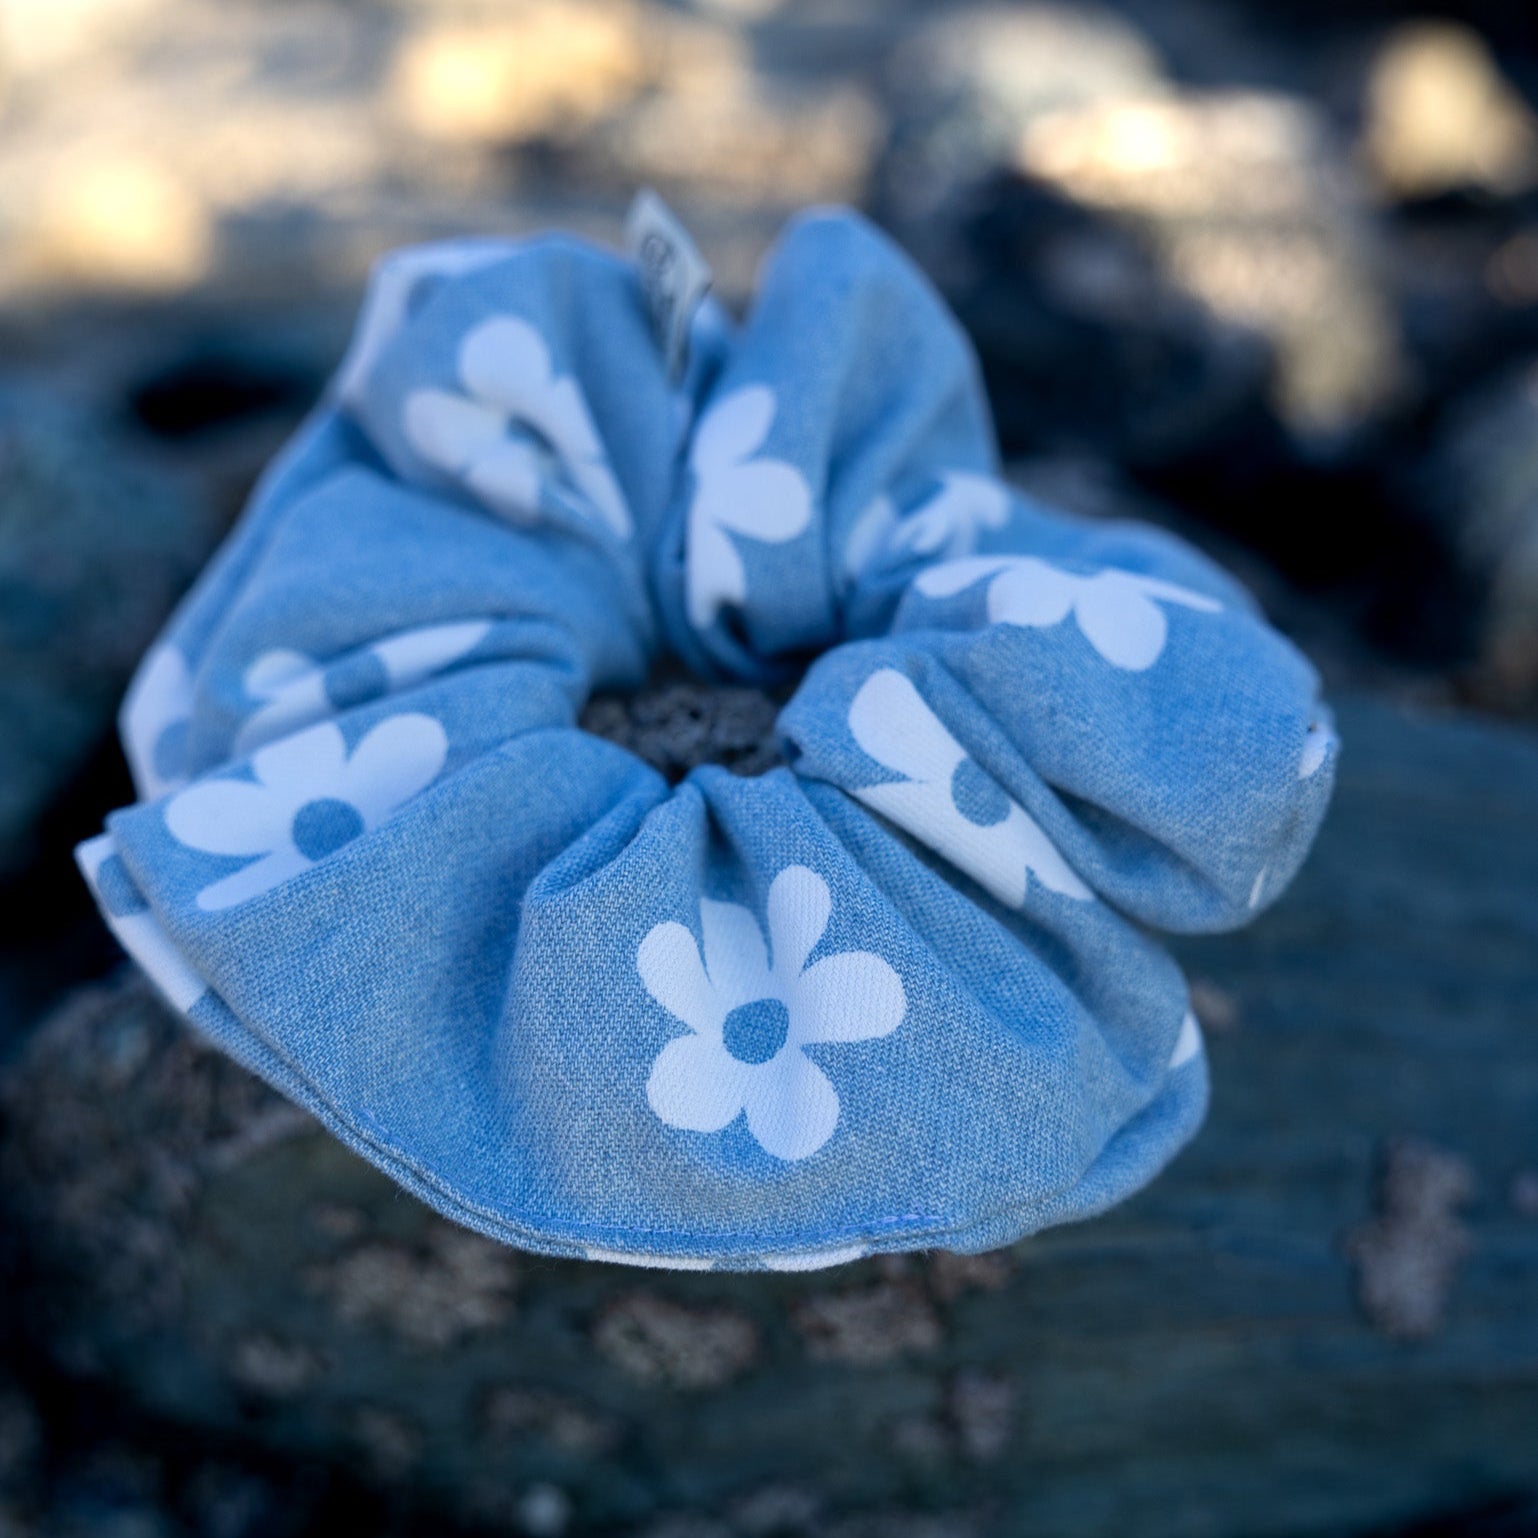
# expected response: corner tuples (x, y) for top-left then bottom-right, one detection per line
(77, 209), (1336, 1270)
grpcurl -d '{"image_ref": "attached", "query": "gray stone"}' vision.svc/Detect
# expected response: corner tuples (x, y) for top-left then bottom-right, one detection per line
(1426, 362), (1538, 708)
(580, 676), (783, 783)
(1345, 1137), (1476, 1341)
(878, 3), (1165, 258)
(877, 7), (1404, 459)
(933, 179), (1274, 471)
(0, 407), (212, 875)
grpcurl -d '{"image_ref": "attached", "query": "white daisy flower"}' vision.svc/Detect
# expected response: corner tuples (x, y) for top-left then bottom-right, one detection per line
(404, 315), (630, 537)
(165, 713), (448, 911)
(638, 865), (904, 1161)
(121, 643), (195, 800)
(916, 555), (1221, 671)
(686, 387), (813, 630)
(842, 472), (1010, 584)
(848, 668), (1091, 908)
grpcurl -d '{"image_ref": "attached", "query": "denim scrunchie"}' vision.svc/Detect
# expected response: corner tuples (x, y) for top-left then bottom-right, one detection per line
(78, 209), (1335, 1270)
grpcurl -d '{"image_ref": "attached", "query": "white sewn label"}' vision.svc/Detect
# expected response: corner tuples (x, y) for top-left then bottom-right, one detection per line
(625, 188), (713, 382)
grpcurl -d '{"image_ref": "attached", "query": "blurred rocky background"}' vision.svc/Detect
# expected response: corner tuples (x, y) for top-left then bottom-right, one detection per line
(1, 0), (1536, 1534)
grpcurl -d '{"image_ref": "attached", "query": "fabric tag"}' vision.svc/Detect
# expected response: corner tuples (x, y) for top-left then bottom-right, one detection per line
(625, 189), (713, 382)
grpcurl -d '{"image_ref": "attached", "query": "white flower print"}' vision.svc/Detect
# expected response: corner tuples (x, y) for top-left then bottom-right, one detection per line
(335, 238), (514, 409)
(403, 315), (630, 537)
(1299, 720), (1335, 779)
(1170, 1010), (1203, 1070)
(848, 669), (1091, 908)
(686, 387), (813, 630)
(122, 643), (195, 800)
(638, 865), (904, 1161)
(166, 713), (448, 911)
(842, 494), (896, 585)
(583, 1248), (714, 1271)
(236, 649), (327, 758)
(760, 1243), (866, 1272)
(842, 472), (1010, 585)
(233, 620), (491, 756)
(77, 833), (208, 1013)
(915, 556), (1222, 671)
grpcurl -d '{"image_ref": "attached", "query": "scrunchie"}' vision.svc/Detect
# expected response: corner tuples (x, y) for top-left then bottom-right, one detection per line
(77, 209), (1336, 1270)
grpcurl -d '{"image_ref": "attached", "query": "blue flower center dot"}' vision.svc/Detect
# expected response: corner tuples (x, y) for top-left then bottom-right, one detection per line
(325, 652), (390, 712)
(291, 797), (366, 862)
(722, 997), (791, 1065)
(950, 757), (1011, 828)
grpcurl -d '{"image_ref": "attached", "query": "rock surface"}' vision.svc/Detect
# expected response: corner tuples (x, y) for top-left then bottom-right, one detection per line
(3, 695), (1536, 1536)
(1424, 361), (1538, 706)
(1363, 21), (1538, 202)
(1015, 89), (1402, 442)
(876, 4), (1403, 454)
(579, 677), (784, 783)
(0, 408), (213, 877)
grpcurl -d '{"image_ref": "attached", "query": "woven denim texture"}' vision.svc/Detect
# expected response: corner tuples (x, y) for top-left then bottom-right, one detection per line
(77, 209), (1336, 1270)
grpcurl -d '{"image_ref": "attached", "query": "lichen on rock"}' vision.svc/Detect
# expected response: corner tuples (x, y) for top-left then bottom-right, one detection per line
(1346, 1136), (1476, 1340)
(591, 1292), (760, 1390)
